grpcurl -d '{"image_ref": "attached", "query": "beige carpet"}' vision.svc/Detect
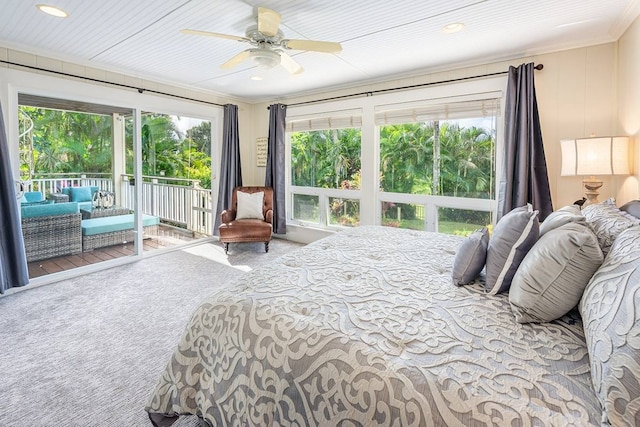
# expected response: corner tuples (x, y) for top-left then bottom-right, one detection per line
(0, 239), (304, 427)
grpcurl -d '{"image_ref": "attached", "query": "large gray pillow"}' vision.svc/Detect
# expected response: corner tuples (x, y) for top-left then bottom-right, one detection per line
(582, 198), (640, 257)
(451, 227), (489, 286)
(509, 222), (603, 323)
(539, 204), (585, 237)
(485, 204), (539, 295)
(579, 226), (640, 425)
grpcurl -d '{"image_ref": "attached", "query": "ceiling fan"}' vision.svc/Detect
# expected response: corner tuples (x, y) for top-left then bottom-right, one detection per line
(180, 7), (342, 75)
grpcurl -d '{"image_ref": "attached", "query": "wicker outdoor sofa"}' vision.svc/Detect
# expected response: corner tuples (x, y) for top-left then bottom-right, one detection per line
(81, 214), (159, 251)
(21, 210), (82, 262)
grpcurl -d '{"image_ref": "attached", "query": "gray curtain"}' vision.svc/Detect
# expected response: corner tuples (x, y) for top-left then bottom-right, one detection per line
(497, 63), (553, 221)
(0, 102), (29, 293)
(265, 104), (287, 234)
(214, 104), (242, 235)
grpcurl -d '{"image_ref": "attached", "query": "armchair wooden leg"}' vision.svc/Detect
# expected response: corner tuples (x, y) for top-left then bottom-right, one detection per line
(264, 242), (269, 253)
(224, 242), (229, 254)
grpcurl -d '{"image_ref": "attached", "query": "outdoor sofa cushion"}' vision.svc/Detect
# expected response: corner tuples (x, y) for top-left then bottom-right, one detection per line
(21, 202), (79, 218)
(81, 214), (159, 236)
(62, 186), (99, 202)
(20, 191), (45, 203)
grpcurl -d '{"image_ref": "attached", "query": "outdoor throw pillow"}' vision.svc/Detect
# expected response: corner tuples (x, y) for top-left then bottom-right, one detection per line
(509, 222), (603, 323)
(236, 191), (264, 220)
(68, 186), (93, 202)
(451, 227), (489, 286)
(484, 204), (539, 295)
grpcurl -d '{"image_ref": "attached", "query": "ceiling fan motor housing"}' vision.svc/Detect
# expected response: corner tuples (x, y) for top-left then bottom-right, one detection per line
(246, 25), (284, 46)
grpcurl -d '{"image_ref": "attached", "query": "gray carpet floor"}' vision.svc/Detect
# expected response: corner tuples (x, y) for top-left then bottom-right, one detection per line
(0, 239), (304, 427)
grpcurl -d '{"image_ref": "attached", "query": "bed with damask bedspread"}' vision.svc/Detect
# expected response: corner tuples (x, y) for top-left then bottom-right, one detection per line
(146, 217), (640, 426)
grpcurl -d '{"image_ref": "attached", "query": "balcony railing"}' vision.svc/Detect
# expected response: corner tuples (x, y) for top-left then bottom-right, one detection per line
(28, 173), (213, 236)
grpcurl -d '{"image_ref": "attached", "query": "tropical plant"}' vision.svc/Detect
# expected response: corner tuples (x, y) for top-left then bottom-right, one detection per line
(20, 106), (213, 189)
(290, 128), (361, 189)
(21, 106), (113, 174)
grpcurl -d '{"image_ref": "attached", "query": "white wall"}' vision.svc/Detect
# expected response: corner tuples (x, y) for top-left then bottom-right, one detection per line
(617, 15), (640, 202)
(249, 43), (632, 209)
(0, 47), (257, 195)
(3, 40), (636, 213)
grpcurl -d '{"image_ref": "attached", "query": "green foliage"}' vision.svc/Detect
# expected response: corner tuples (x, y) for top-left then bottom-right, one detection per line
(380, 121), (494, 199)
(291, 128), (361, 189)
(125, 113), (213, 188)
(292, 119), (495, 230)
(21, 106), (113, 174)
(21, 107), (213, 189)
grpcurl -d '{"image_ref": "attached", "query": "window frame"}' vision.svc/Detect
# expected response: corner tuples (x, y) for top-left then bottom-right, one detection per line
(285, 77), (506, 236)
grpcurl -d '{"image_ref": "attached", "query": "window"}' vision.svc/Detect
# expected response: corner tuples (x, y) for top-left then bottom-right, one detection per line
(288, 112), (362, 228)
(285, 79), (504, 237)
(377, 97), (498, 235)
(124, 113), (213, 235)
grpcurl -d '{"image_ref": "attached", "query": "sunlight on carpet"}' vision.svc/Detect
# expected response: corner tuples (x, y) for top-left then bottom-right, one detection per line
(182, 243), (252, 272)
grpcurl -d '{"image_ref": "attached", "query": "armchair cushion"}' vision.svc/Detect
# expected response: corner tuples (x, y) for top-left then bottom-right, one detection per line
(236, 190), (265, 220)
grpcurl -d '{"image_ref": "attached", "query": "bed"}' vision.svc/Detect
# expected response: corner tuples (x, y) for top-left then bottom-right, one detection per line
(146, 202), (640, 426)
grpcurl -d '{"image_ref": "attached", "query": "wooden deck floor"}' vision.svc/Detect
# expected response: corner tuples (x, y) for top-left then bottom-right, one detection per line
(27, 224), (201, 279)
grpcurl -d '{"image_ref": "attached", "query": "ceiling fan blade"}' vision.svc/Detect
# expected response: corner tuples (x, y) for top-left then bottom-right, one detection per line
(284, 39), (342, 53)
(220, 50), (252, 69)
(180, 29), (249, 43)
(279, 51), (304, 75)
(258, 7), (281, 37)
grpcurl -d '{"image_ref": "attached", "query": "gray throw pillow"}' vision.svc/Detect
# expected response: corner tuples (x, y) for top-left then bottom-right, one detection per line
(539, 204), (585, 237)
(619, 200), (640, 219)
(485, 204), (539, 295)
(509, 222), (603, 323)
(579, 226), (640, 425)
(451, 228), (489, 286)
(582, 198), (640, 257)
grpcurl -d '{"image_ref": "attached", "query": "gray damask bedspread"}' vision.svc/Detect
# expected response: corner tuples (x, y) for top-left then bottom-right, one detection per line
(146, 226), (601, 426)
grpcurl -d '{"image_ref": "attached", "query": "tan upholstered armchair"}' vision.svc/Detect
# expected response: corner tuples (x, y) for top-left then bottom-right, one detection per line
(219, 186), (273, 254)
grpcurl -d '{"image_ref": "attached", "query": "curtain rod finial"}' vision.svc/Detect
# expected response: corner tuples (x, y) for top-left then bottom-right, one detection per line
(534, 64), (544, 70)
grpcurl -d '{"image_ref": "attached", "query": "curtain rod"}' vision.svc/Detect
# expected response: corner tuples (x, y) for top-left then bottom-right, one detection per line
(0, 59), (225, 107)
(281, 63), (544, 108)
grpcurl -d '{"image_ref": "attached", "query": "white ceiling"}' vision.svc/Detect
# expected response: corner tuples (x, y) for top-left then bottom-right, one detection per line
(1, 0), (638, 102)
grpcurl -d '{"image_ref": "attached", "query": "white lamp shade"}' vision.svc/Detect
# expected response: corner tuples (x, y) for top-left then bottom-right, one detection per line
(560, 136), (630, 176)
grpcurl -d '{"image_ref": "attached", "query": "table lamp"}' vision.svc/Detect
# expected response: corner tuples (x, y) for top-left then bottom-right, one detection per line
(560, 136), (630, 206)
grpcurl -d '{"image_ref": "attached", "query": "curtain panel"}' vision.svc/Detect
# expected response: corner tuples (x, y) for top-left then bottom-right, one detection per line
(0, 101), (29, 293)
(214, 104), (242, 235)
(265, 104), (287, 234)
(498, 63), (553, 221)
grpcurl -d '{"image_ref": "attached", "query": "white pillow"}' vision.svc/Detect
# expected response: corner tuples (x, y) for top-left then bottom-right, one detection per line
(236, 191), (264, 220)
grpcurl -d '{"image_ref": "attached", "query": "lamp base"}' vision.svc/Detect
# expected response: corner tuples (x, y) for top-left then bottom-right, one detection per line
(582, 177), (603, 207)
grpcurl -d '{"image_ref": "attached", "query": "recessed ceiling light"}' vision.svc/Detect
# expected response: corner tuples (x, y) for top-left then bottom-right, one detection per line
(250, 75), (263, 81)
(442, 22), (464, 34)
(36, 4), (69, 18)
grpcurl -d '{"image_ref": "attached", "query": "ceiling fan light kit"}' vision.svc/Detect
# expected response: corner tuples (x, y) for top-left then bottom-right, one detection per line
(181, 6), (342, 75)
(249, 49), (280, 69)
